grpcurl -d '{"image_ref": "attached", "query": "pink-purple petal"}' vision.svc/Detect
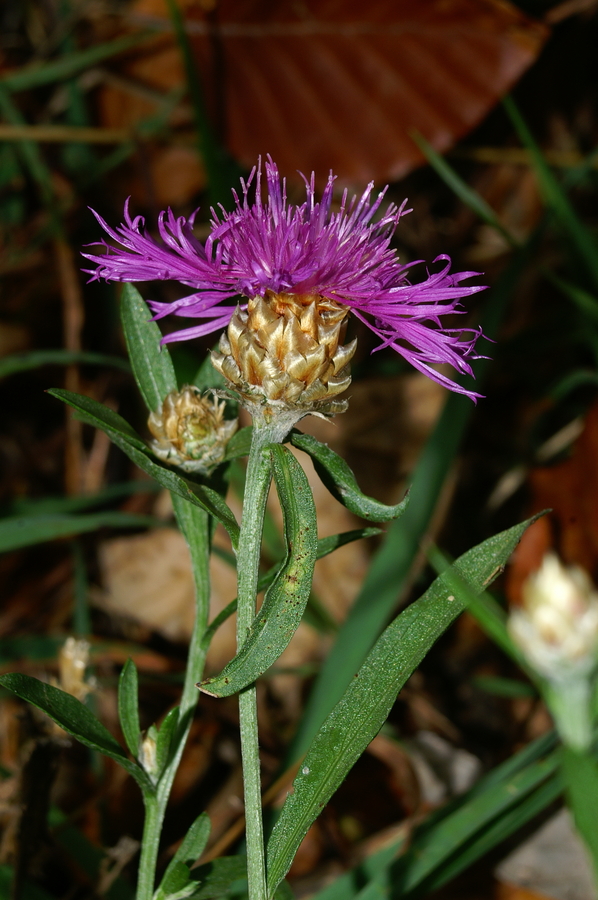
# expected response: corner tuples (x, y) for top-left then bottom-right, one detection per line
(84, 156), (487, 396)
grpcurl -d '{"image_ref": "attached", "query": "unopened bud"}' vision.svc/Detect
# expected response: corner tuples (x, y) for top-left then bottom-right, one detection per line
(148, 387), (237, 475)
(509, 553), (598, 681)
(138, 729), (159, 779)
(509, 553), (598, 750)
(58, 636), (92, 702)
(211, 290), (356, 429)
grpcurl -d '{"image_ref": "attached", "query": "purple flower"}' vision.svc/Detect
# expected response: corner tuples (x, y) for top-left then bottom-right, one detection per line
(83, 157), (486, 398)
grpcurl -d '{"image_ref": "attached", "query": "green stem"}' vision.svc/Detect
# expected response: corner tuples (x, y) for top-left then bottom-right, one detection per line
(236, 425), (281, 900)
(135, 498), (211, 900)
(136, 795), (162, 900)
(561, 744), (598, 886)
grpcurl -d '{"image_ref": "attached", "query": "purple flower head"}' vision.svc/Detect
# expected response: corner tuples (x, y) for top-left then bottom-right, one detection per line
(83, 157), (487, 399)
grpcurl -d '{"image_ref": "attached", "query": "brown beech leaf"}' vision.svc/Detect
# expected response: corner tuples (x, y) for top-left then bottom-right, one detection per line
(181, 0), (548, 184)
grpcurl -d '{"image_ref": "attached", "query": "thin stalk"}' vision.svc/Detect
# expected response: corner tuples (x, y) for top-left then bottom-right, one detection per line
(236, 425), (280, 900)
(561, 744), (598, 886)
(136, 795), (162, 900)
(135, 498), (211, 900)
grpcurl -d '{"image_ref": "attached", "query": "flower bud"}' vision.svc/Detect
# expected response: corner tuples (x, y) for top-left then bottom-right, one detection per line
(148, 386), (237, 474)
(509, 553), (598, 750)
(138, 728), (159, 779)
(58, 636), (92, 702)
(508, 553), (598, 682)
(211, 290), (356, 428)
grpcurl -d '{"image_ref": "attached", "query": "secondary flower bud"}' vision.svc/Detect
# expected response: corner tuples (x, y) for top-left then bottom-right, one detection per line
(58, 636), (92, 702)
(148, 386), (237, 474)
(138, 729), (159, 779)
(509, 553), (598, 681)
(211, 289), (356, 425)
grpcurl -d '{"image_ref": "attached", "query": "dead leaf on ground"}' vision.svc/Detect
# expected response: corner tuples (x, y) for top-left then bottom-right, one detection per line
(108, 0), (547, 195)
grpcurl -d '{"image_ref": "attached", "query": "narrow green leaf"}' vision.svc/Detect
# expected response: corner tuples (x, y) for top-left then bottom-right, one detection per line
(427, 543), (533, 674)
(10, 481), (160, 516)
(48, 389), (240, 548)
(311, 839), (402, 900)
(0, 349), (130, 379)
(118, 660), (140, 757)
(47, 387), (147, 449)
(473, 675), (536, 698)
(291, 431), (408, 522)
(0, 673), (152, 791)
(120, 283), (177, 413)
(0, 511), (161, 553)
(212, 526), (378, 594)
(156, 816), (213, 900)
(199, 527), (378, 651)
(266, 516), (537, 893)
(201, 445), (317, 698)
(503, 95), (598, 292)
(316, 527), (381, 557)
(156, 707), (180, 775)
(160, 813), (211, 888)
(417, 774), (562, 896)
(224, 427), (253, 461)
(186, 857), (247, 899)
(311, 732), (559, 900)
(158, 861), (193, 900)
(0, 32), (152, 93)
(396, 747), (561, 895)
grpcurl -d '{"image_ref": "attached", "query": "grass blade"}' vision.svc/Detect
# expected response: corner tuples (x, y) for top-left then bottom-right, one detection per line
(503, 94), (598, 292)
(0, 511), (162, 553)
(412, 131), (518, 248)
(0, 350), (130, 379)
(120, 284), (177, 413)
(0, 33), (153, 93)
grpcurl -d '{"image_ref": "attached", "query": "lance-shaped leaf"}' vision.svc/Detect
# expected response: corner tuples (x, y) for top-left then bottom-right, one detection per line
(187, 857), (247, 900)
(266, 515), (539, 893)
(48, 389), (240, 548)
(120, 283), (178, 413)
(200, 525), (380, 652)
(291, 431), (408, 522)
(0, 673), (152, 792)
(200, 445), (317, 698)
(223, 426), (253, 461)
(155, 707), (180, 776)
(155, 813), (212, 900)
(183, 857), (293, 900)
(118, 658), (140, 757)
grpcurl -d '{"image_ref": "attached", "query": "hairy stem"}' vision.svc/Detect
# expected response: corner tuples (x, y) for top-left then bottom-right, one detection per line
(236, 424), (280, 900)
(135, 498), (211, 900)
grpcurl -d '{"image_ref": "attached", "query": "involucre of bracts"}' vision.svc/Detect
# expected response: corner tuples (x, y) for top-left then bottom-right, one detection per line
(211, 290), (356, 425)
(148, 386), (237, 474)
